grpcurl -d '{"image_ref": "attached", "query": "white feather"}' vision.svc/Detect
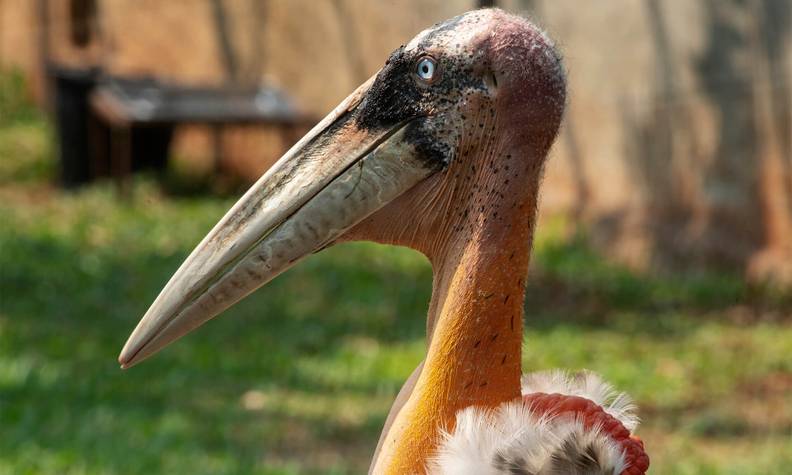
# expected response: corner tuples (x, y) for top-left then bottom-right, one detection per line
(521, 370), (640, 431)
(429, 400), (629, 474)
(428, 402), (555, 475)
(428, 370), (639, 474)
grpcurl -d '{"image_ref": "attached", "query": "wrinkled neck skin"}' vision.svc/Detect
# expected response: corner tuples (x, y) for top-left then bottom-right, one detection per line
(380, 195), (533, 475)
(343, 125), (546, 474)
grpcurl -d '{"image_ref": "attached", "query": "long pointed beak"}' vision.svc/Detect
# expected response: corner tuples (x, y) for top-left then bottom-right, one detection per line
(119, 78), (438, 369)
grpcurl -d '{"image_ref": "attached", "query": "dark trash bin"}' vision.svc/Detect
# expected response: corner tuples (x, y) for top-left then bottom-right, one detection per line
(51, 66), (174, 189)
(51, 65), (99, 188)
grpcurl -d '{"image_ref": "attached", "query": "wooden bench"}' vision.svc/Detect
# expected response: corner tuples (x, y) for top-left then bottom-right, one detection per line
(87, 76), (315, 194)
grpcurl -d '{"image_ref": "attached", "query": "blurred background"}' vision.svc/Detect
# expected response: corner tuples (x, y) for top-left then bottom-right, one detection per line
(0, 0), (790, 474)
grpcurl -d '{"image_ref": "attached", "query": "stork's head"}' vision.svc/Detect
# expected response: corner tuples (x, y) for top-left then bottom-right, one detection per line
(119, 9), (566, 368)
(354, 8), (565, 169)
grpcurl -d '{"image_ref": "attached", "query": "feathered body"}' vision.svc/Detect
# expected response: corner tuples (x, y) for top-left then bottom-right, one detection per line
(431, 371), (649, 475)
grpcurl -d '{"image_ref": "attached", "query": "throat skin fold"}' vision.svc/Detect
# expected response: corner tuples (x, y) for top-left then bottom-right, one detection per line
(371, 184), (536, 474)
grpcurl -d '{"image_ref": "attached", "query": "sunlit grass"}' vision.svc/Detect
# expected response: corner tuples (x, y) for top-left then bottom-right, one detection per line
(1, 74), (790, 474)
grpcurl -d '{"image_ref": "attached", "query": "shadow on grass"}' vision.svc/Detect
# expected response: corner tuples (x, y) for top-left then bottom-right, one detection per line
(525, 235), (792, 335)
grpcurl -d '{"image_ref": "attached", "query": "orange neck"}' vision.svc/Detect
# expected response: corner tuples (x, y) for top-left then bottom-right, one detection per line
(372, 210), (533, 474)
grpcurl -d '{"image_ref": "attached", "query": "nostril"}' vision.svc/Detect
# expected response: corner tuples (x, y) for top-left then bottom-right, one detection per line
(484, 72), (499, 92)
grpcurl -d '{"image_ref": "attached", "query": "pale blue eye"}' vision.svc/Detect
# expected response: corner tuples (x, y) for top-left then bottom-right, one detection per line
(416, 57), (437, 81)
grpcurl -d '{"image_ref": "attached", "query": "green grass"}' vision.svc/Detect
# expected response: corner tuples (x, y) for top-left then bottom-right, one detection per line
(1, 73), (791, 474)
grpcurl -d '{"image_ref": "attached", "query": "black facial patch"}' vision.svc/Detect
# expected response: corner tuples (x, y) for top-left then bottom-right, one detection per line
(354, 46), (453, 170)
(354, 47), (425, 129)
(404, 121), (450, 172)
(353, 23), (492, 171)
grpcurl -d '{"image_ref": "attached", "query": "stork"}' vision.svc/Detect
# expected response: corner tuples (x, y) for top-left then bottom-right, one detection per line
(119, 9), (649, 474)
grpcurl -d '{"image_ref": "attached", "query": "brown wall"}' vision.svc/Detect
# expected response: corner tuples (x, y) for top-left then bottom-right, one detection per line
(514, 0), (792, 279)
(2, 0), (791, 279)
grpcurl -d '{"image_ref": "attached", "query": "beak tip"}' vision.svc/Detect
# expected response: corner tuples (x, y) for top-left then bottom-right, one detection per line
(118, 340), (140, 370)
(118, 353), (140, 370)
(118, 353), (131, 370)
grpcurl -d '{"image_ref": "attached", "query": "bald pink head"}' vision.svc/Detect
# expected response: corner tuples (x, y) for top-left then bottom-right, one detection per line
(343, 9), (567, 256)
(404, 8), (566, 163)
